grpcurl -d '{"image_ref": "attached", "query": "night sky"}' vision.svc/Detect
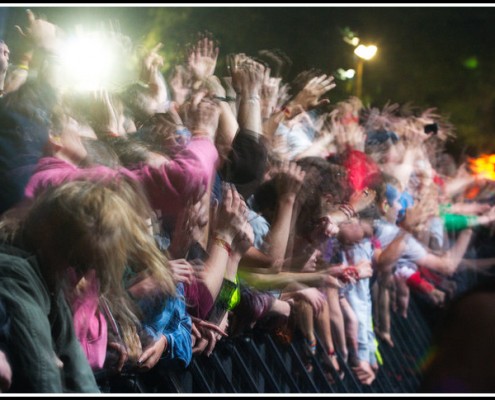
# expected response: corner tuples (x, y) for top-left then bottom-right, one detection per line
(1, 5), (495, 159)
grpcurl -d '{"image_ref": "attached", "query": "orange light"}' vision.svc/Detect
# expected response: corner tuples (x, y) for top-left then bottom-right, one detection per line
(468, 154), (495, 181)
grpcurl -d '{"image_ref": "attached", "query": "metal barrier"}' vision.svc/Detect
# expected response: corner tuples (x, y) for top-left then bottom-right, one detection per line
(100, 293), (433, 394)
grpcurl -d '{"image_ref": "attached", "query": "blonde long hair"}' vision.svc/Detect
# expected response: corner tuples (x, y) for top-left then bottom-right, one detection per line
(20, 177), (175, 362)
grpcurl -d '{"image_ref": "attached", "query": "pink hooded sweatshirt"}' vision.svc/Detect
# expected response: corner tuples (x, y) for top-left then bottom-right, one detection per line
(25, 137), (219, 219)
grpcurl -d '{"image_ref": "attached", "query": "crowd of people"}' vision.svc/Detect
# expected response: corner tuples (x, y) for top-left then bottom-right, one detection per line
(0, 9), (494, 393)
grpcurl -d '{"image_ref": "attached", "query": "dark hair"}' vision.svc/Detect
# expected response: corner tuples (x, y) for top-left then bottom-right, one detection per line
(81, 138), (120, 168)
(295, 157), (350, 240)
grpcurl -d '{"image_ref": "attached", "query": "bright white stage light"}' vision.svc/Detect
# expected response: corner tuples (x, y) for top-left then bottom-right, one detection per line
(61, 32), (116, 91)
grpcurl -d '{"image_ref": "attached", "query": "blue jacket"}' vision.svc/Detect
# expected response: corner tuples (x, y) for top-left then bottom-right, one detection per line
(137, 283), (192, 368)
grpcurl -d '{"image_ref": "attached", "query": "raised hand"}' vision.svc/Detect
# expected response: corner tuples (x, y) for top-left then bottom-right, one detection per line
(91, 89), (124, 137)
(188, 36), (219, 82)
(15, 9), (62, 53)
(211, 184), (248, 243)
(238, 58), (265, 97)
(141, 43), (164, 77)
(182, 92), (221, 141)
(291, 74), (336, 112)
(273, 160), (306, 200)
(226, 53), (249, 94)
(261, 67), (281, 118)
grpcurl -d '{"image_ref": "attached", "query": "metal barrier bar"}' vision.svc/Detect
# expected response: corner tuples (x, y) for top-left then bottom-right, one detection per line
(102, 291), (434, 394)
(265, 335), (302, 393)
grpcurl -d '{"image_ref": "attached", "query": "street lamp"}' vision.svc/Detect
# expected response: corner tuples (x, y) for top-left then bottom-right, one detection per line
(354, 44), (377, 99)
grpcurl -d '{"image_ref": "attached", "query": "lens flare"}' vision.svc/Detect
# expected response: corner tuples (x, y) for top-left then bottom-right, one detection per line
(60, 32), (116, 91)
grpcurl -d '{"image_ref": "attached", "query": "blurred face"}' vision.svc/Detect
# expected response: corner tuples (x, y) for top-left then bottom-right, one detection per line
(382, 196), (402, 223)
(58, 117), (88, 163)
(311, 215), (340, 244)
(338, 218), (364, 245)
(0, 42), (10, 74)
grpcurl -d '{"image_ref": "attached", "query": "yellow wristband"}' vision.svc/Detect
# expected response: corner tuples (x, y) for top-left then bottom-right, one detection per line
(213, 237), (232, 256)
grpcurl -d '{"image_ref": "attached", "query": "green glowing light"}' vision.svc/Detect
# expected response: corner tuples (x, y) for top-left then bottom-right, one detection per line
(463, 57), (478, 69)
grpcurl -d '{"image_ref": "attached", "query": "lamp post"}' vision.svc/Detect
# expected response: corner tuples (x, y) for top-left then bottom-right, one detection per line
(353, 44), (377, 99)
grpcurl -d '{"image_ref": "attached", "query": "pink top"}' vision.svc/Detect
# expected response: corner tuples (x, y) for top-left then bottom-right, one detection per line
(25, 137), (219, 219)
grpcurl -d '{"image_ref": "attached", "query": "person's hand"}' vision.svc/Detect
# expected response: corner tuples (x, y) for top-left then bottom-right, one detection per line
(400, 200), (433, 234)
(136, 334), (167, 372)
(211, 184), (248, 243)
(226, 53), (249, 94)
(188, 37), (219, 82)
(0, 350), (11, 392)
(107, 341), (128, 373)
(91, 89), (125, 137)
(15, 9), (62, 54)
(352, 360), (376, 385)
(138, 42), (169, 112)
(169, 259), (195, 285)
(354, 259), (373, 279)
(231, 219), (254, 256)
(456, 202), (491, 215)
(276, 82), (291, 113)
(290, 74), (336, 112)
(182, 92), (221, 141)
(273, 161), (306, 200)
(476, 205), (495, 226)
(297, 287), (327, 316)
(141, 42), (164, 81)
(238, 58), (265, 98)
(322, 271), (343, 289)
(261, 68), (281, 118)
(191, 317), (228, 357)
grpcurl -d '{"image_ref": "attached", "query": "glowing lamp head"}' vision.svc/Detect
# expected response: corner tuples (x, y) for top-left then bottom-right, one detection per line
(354, 44), (378, 61)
